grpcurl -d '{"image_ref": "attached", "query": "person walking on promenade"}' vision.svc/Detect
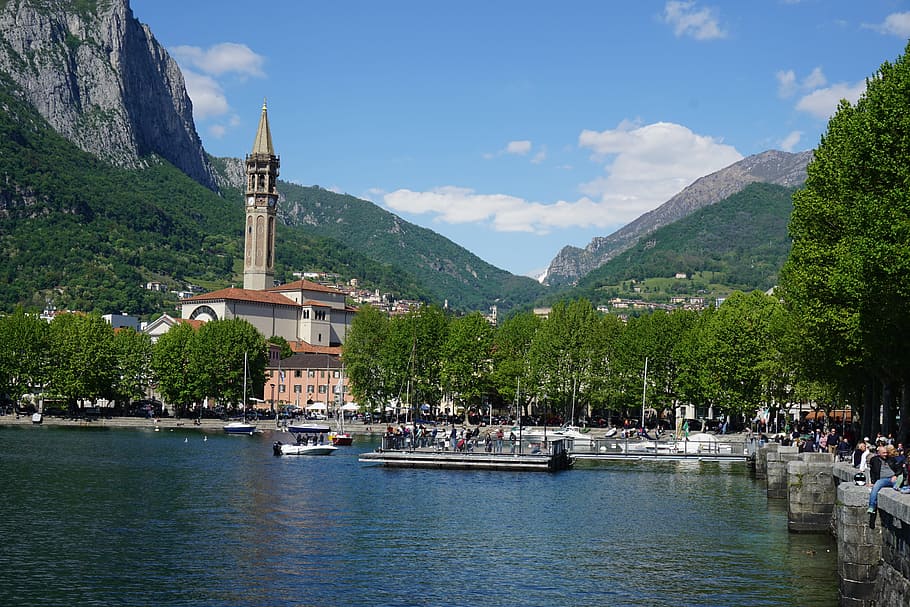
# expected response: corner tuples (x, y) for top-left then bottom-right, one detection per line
(495, 426), (504, 453)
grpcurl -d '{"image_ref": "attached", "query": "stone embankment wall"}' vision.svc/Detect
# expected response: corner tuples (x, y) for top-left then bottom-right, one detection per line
(754, 444), (910, 607)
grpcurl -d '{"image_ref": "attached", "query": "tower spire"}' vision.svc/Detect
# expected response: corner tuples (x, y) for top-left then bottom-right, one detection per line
(251, 98), (274, 156)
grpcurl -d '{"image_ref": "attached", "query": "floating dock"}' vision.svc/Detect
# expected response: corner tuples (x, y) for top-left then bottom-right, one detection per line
(359, 436), (573, 471)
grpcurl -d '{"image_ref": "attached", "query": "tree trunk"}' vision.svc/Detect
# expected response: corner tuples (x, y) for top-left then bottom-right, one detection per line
(861, 377), (876, 440)
(881, 380), (894, 438)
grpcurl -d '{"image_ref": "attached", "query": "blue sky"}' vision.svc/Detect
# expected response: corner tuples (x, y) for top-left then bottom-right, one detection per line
(130, 0), (910, 279)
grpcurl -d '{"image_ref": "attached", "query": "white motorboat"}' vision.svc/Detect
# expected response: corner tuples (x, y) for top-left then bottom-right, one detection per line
(223, 421), (257, 435)
(273, 424), (337, 456)
(273, 441), (338, 456)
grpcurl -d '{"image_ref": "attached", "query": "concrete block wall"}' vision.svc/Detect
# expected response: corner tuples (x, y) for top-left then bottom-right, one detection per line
(767, 445), (799, 499)
(788, 452), (835, 532)
(754, 441), (778, 479)
(875, 489), (910, 607)
(836, 483), (882, 607)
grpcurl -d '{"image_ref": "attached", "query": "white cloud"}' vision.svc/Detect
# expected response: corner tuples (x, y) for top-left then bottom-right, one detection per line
(208, 124), (226, 138)
(865, 12), (910, 37)
(777, 67), (826, 98)
(531, 147), (547, 164)
(182, 70), (229, 119)
(779, 131), (802, 152)
(795, 81), (866, 119)
(662, 1), (727, 40)
(384, 120), (742, 234)
(505, 140), (532, 155)
(171, 43), (265, 78)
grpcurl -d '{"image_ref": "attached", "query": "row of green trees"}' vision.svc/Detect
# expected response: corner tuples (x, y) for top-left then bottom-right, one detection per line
(0, 311), (266, 416)
(341, 292), (803, 427)
(778, 41), (910, 445)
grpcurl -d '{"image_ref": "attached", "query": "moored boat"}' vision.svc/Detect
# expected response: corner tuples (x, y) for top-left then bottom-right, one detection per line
(223, 421), (257, 435)
(273, 424), (337, 456)
(329, 431), (353, 446)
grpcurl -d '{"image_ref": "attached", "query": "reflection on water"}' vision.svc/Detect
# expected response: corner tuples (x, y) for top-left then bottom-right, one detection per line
(0, 426), (836, 607)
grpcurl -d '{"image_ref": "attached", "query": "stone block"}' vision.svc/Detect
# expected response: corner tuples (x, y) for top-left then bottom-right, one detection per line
(840, 579), (876, 600)
(839, 484), (872, 508)
(800, 451), (832, 463)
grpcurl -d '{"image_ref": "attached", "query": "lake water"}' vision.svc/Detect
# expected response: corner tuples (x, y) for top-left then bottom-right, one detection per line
(0, 426), (837, 607)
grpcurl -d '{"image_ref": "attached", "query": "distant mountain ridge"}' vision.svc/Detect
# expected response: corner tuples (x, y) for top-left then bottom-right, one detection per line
(543, 150), (813, 287)
(0, 0), (215, 189)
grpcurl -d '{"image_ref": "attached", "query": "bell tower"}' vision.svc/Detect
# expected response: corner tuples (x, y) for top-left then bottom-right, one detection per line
(243, 100), (280, 290)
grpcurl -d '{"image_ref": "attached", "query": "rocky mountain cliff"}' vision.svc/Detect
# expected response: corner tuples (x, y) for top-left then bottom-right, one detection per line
(0, 0), (215, 189)
(543, 150), (813, 287)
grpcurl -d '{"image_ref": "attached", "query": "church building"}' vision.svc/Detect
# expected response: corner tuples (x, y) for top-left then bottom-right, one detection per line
(178, 102), (357, 349)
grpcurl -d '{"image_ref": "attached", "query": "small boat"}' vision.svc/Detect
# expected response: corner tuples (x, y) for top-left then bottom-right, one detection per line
(223, 421), (257, 435)
(329, 431), (354, 446)
(31, 412), (43, 424)
(273, 426), (338, 456)
(604, 426), (617, 438)
(287, 422), (331, 434)
(223, 352), (257, 436)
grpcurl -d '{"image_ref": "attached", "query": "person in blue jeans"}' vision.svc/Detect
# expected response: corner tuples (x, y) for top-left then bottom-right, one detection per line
(868, 444), (900, 513)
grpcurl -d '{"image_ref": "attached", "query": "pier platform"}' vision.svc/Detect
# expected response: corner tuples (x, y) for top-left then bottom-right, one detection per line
(359, 435), (573, 471)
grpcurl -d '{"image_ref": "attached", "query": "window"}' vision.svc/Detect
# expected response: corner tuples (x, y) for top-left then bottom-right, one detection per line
(279, 385), (285, 393)
(306, 385), (314, 394)
(294, 370), (302, 378)
(294, 385), (302, 394)
(332, 370), (340, 378)
(307, 370), (315, 378)
(318, 385), (327, 394)
(302, 309), (310, 319)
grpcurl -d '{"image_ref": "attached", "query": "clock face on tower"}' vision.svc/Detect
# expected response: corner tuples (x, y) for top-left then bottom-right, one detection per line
(246, 196), (255, 206)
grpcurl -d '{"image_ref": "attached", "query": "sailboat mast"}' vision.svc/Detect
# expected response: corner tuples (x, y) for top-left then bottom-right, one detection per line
(641, 356), (648, 433)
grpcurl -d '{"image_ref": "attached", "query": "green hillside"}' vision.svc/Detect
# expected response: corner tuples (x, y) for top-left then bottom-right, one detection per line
(278, 181), (546, 312)
(0, 74), (427, 315)
(558, 182), (796, 305)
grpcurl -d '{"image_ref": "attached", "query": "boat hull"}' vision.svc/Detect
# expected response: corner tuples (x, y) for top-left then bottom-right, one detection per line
(273, 441), (338, 456)
(223, 422), (257, 435)
(330, 433), (353, 446)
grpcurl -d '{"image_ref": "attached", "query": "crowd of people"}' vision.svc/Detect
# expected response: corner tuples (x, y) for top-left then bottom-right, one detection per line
(848, 434), (909, 528)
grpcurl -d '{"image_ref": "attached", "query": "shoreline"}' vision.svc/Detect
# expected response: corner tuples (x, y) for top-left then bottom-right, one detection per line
(0, 413), (748, 443)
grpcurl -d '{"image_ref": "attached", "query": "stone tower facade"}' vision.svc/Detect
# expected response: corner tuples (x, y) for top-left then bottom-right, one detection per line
(243, 101), (280, 290)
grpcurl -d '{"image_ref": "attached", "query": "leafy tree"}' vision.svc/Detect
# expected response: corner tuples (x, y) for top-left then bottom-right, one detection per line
(342, 305), (391, 410)
(188, 319), (266, 410)
(268, 335), (294, 359)
(780, 42), (910, 443)
(441, 312), (494, 415)
(46, 313), (117, 411)
(151, 322), (197, 415)
(696, 291), (782, 419)
(0, 309), (49, 405)
(528, 300), (600, 421)
(111, 328), (152, 405)
(490, 311), (542, 416)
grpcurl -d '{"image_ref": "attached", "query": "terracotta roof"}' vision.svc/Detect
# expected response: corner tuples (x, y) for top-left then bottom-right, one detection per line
(288, 341), (342, 355)
(175, 318), (205, 329)
(182, 287), (298, 307)
(268, 279), (342, 295)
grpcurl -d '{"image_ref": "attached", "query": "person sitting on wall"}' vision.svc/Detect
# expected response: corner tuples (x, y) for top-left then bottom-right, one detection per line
(868, 444), (900, 514)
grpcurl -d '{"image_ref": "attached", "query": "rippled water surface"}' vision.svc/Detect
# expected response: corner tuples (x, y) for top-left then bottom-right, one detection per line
(0, 426), (836, 606)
